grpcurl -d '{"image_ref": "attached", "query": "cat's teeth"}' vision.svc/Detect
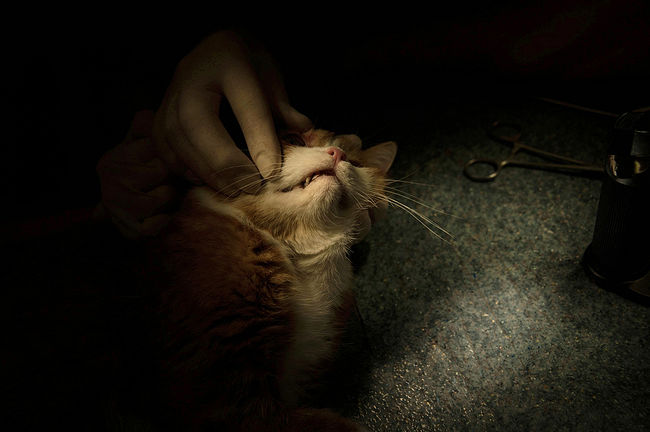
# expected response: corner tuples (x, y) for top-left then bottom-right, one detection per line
(304, 175), (312, 187)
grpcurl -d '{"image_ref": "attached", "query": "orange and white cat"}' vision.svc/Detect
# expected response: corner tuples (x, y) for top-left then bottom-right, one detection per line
(146, 129), (396, 431)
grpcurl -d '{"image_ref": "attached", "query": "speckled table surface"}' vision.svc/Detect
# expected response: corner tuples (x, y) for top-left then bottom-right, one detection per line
(323, 96), (649, 431)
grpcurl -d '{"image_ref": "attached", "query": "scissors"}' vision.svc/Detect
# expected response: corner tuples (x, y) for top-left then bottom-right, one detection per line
(464, 122), (604, 182)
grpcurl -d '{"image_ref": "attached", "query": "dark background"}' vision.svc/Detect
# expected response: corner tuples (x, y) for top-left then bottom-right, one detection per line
(4, 0), (649, 224)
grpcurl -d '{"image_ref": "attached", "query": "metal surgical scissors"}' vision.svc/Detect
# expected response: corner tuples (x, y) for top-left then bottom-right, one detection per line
(464, 122), (604, 182)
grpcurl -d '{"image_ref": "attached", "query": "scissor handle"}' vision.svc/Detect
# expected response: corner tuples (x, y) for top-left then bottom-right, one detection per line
(463, 158), (505, 182)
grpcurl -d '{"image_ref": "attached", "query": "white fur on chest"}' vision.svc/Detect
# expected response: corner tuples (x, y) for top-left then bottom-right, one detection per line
(279, 248), (353, 403)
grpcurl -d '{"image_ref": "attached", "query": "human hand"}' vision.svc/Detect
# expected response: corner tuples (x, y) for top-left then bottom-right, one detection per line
(153, 30), (312, 195)
(96, 110), (177, 238)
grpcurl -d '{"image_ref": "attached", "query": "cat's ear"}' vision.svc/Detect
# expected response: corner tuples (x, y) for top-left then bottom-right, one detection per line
(360, 141), (397, 175)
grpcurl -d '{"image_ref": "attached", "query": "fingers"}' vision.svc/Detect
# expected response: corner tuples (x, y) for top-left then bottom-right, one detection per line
(98, 138), (170, 191)
(152, 90), (190, 176)
(98, 118), (177, 238)
(102, 182), (178, 237)
(221, 62), (281, 179)
(173, 88), (262, 194)
(151, 30), (312, 197)
(109, 211), (172, 239)
(155, 43), (266, 194)
(104, 181), (177, 221)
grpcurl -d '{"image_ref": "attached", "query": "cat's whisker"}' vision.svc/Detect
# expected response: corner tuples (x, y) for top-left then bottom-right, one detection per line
(389, 169), (421, 183)
(212, 162), (286, 192)
(384, 187), (463, 220)
(219, 173), (283, 198)
(241, 173), (283, 188)
(355, 190), (382, 210)
(385, 179), (438, 188)
(350, 193), (367, 214)
(384, 197), (455, 245)
(380, 192), (455, 240)
(383, 195), (451, 235)
(216, 171), (266, 190)
(349, 192), (362, 210)
(387, 200), (449, 243)
(209, 163), (282, 177)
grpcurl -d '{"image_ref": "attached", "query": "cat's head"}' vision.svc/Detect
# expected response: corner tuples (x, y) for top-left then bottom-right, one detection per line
(231, 129), (396, 251)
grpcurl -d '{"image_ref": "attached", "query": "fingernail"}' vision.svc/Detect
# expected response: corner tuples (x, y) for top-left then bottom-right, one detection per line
(237, 169), (264, 195)
(239, 181), (263, 195)
(219, 179), (262, 197)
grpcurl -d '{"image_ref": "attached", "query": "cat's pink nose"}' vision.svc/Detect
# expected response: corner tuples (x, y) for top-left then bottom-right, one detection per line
(326, 147), (347, 166)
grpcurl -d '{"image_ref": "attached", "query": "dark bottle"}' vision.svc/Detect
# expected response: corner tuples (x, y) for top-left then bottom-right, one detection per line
(583, 111), (650, 301)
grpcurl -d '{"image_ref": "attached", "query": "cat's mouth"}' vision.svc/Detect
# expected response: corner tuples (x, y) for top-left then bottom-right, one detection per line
(303, 169), (336, 187)
(283, 169), (337, 192)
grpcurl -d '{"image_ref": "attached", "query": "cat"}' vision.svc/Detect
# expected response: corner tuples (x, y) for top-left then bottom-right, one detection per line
(144, 129), (397, 431)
